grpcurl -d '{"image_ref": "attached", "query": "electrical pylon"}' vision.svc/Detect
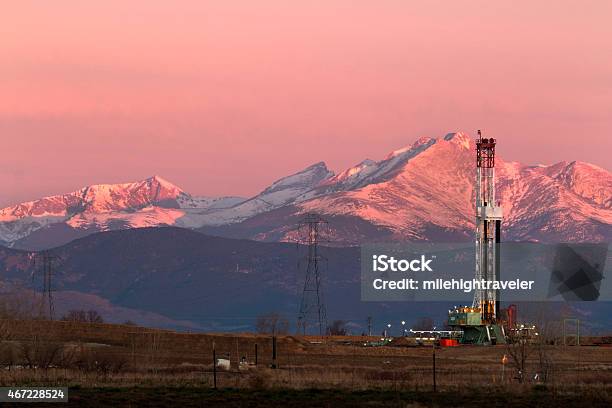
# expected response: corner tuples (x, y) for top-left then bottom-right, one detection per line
(296, 213), (328, 336)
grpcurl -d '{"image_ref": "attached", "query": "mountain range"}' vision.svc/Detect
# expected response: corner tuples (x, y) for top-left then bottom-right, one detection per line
(0, 227), (398, 331)
(0, 132), (610, 332)
(1, 132), (610, 250)
(2, 227), (608, 332)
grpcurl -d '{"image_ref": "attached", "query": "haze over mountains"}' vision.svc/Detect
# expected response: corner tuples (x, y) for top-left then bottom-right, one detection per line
(1, 132), (610, 250)
(2, 227), (608, 332)
(1, 227), (610, 332)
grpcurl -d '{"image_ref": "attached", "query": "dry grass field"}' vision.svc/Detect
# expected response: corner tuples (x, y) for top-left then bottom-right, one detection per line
(1, 319), (611, 406)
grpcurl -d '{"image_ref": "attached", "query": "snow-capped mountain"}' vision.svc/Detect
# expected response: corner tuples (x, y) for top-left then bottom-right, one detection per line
(185, 162), (334, 226)
(1, 132), (610, 249)
(291, 132), (611, 243)
(0, 176), (244, 247)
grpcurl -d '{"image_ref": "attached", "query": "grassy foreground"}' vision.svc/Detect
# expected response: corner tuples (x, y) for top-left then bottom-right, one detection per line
(2, 320), (612, 406)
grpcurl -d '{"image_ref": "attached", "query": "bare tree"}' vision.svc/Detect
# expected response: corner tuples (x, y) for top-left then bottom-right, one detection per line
(506, 330), (533, 383)
(0, 320), (11, 342)
(0, 345), (15, 370)
(534, 340), (552, 383)
(0, 319), (14, 370)
(327, 320), (348, 335)
(87, 310), (104, 323)
(75, 348), (128, 375)
(18, 336), (64, 369)
(61, 309), (104, 323)
(534, 322), (555, 383)
(256, 313), (289, 335)
(61, 310), (87, 322)
(0, 293), (19, 370)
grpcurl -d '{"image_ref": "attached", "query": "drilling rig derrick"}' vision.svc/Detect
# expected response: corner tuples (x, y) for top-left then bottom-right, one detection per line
(474, 130), (503, 323)
(447, 131), (506, 345)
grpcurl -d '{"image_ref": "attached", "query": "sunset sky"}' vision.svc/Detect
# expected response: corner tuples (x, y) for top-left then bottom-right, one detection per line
(1, 1), (611, 206)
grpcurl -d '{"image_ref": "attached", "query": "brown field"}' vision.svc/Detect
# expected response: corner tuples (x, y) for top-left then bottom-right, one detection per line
(1, 319), (612, 406)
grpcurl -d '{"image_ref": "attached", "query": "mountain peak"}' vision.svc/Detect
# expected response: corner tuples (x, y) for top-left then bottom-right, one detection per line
(384, 137), (435, 160)
(148, 175), (175, 185)
(77, 176), (185, 214)
(443, 132), (472, 149)
(144, 175), (184, 194)
(260, 162), (334, 196)
(414, 136), (436, 148)
(567, 160), (609, 173)
(301, 161), (330, 174)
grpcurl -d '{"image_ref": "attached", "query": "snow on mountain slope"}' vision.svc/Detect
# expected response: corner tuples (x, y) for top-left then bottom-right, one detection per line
(0, 176), (243, 243)
(548, 161), (611, 208)
(298, 133), (475, 239)
(66, 206), (185, 230)
(0, 176), (180, 222)
(1, 131), (610, 248)
(294, 136), (437, 203)
(496, 159), (612, 242)
(292, 132), (611, 243)
(327, 160), (378, 184)
(190, 162), (334, 226)
(352, 135), (438, 188)
(0, 162), (335, 244)
(176, 195), (245, 210)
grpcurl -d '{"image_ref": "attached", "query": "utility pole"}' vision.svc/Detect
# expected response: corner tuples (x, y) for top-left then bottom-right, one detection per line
(296, 213), (329, 336)
(432, 339), (437, 392)
(367, 316), (372, 336)
(271, 335), (277, 369)
(131, 332), (136, 367)
(212, 341), (217, 389)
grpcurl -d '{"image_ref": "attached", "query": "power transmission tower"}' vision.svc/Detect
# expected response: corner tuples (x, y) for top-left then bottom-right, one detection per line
(35, 251), (57, 320)
(296, 213), (329, 336)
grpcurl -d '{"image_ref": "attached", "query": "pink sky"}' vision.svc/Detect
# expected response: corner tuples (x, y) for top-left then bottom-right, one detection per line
(1, 1), (611, 206)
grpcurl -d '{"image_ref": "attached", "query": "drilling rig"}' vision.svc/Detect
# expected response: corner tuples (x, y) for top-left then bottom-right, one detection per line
(447, 131), (507, 344)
